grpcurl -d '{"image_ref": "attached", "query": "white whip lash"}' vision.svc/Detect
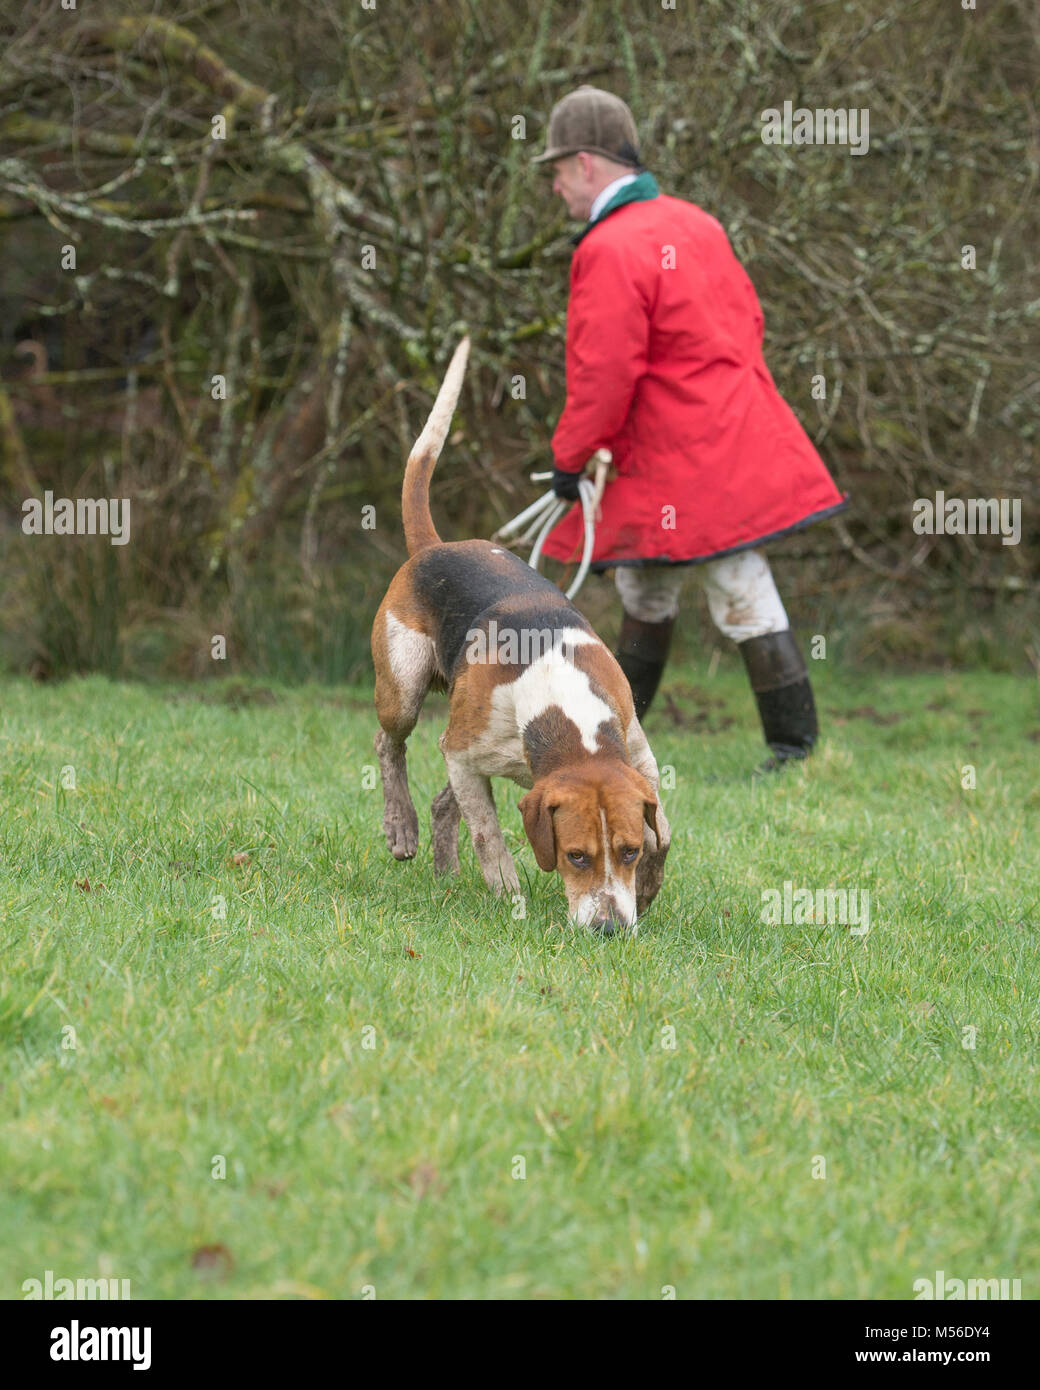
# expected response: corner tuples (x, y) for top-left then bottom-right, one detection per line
(491, 448), (613, 599)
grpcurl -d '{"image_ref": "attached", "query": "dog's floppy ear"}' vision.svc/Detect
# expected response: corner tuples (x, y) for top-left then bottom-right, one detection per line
(519, 785), (559, 872)
(625, 767), (659, 839)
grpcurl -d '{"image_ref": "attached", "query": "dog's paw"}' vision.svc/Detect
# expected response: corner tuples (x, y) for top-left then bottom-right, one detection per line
(383, 804), (419, 859)
(485, 858), (521, 898)
(433, 843), (460, 876)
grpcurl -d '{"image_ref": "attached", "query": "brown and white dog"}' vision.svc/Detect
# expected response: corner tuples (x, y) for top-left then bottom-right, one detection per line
(371, 338), (670, 933)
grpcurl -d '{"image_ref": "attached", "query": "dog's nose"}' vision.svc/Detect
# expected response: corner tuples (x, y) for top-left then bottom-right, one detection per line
(591, 908), (625, 936)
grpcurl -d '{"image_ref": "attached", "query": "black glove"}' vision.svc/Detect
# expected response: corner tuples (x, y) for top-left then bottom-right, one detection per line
(552, 467), (583, 501)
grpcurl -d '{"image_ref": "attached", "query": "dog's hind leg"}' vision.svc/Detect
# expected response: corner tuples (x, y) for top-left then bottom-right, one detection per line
(431, 783), (461, 876)
(372, 605), (438, 860)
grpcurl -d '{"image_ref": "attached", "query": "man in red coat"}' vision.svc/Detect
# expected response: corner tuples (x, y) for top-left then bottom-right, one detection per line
(532, 86), (848, 769)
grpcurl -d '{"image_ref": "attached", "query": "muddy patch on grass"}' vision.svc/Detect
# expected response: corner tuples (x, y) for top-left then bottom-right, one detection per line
(829, 704), (906, 727)
(167, 678), (279, 710)
(658, 686), (735, 733)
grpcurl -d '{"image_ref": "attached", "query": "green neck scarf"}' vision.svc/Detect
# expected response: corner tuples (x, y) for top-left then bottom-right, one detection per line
(572, 170), (660, 246)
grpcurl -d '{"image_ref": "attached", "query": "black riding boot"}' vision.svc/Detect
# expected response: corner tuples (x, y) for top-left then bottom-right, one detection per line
(738, 630), (818, 772)
(615, 612), (676, 721)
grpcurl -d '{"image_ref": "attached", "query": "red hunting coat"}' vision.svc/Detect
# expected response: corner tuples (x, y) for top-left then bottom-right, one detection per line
(542, 174), (847, 569)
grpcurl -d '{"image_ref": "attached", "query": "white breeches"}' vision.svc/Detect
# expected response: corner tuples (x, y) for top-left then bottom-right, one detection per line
(614, 549), (790, 642)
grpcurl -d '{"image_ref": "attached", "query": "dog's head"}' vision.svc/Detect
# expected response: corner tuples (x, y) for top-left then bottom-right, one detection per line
(519, 764), (659, 933)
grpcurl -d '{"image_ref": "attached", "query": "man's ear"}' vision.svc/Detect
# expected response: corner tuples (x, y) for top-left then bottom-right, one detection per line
(519, 786), (558, 872)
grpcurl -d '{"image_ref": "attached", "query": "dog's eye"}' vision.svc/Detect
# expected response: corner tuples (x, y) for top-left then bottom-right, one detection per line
(620, 847), (640, 864)
(567, 851), (591, 869)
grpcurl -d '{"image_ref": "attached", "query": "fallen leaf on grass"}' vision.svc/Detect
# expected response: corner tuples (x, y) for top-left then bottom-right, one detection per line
(406, 1163), (443, 1199)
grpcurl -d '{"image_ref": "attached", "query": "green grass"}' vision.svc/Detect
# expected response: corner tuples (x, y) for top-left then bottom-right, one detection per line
(1, 661), (1038, 1300)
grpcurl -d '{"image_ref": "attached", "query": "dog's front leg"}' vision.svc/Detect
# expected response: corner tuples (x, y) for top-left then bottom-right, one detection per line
(431, 783), (461, 876)
(625, 716), (671, 915)
(442, 754), (521, 897)
(637, 798), (670, 915)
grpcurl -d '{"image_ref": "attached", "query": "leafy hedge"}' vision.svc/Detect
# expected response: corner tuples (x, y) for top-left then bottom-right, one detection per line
(0, 0), (1035, 677)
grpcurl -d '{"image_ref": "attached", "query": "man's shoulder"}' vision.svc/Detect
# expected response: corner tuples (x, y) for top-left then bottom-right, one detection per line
(639, 192), (728, 236)
(582, 192), (726, 246)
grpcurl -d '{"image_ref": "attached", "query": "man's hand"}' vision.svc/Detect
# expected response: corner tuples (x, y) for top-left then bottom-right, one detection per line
(552, 467), (583, 501)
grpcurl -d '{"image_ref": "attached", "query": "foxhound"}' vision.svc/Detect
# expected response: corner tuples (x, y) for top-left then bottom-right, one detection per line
(371, 338), (670, 933)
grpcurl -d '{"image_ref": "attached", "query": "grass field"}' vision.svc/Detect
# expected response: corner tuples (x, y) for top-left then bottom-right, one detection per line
(1, 661), (1037, 1300)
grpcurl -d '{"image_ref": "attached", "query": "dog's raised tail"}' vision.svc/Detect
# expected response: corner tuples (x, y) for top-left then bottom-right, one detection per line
(402, 336), (470, 557)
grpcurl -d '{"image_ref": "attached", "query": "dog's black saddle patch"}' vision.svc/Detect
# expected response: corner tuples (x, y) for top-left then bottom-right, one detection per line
(412, 541), (594, 686)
